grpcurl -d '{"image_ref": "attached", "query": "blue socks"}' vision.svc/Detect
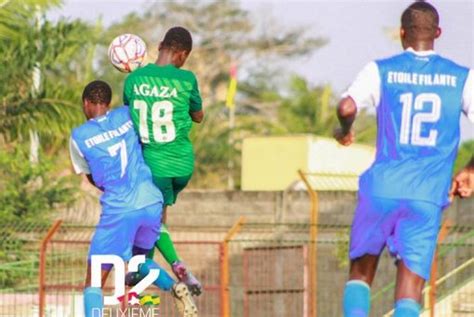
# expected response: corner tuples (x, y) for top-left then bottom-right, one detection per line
(139, 258), (175, 291)
(394, 298), (421, 317)
(84, 287), (103, 317)
(84, 261), (175, 316)
(343, 280), (371, 317)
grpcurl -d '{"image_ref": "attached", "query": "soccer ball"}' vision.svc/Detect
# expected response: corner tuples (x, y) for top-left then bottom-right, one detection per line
(108, 34), (147, 73)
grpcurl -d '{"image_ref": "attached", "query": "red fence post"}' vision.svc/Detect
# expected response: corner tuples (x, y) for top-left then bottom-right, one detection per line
(221, 216), (246, 317)
(38, 220), (63, 317)
(220, 242), (227, 317)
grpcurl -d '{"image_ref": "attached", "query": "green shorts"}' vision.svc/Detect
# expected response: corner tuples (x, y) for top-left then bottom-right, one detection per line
(152, 175), (192, 206)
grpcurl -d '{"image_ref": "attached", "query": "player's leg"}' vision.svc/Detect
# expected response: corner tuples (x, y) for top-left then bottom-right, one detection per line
(130, 202), (175, 291)
(168, 175), (202, 296)
(149, 174), (202, 296)
(393, 261), (424, 317)
(149, 176), (180, 264)
(155, 175), (190, 259)
(83, 213), (126, 317)
(133, 203), (198, 316)
(391, 200), (442, 317)
(83, 264), (111, 317)
(343, 195), (399, 317)
(344, 255), (379, 317)
(349, 254), (380, 285)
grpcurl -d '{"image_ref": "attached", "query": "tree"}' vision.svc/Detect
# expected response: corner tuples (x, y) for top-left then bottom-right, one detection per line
(0, 146), (76, 224)
(0, 0), (97, 149)
(0, 0), (92, 242)
(249, 73), (378, 146)
(98, 0), (327, 188)
(0, 145), (77, 287)
(100, 0), (326, 105)
(278, 77), (337, 136)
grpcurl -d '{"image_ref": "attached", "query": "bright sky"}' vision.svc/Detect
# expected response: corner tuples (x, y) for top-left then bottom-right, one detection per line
(49, 0), (473, 140)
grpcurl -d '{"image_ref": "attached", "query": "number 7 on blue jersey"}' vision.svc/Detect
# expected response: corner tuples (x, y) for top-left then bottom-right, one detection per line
(108, 139), (128, 177)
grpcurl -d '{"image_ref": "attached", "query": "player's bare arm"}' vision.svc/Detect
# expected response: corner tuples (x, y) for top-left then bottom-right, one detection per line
(334, 96), (357, 146)
(190, 110), (204, 123)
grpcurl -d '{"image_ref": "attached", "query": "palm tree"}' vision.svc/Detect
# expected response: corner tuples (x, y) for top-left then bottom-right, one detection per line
(0, 0), (97, 150)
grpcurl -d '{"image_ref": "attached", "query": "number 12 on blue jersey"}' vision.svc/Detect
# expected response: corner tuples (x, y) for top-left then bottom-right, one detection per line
(399, 92), (441, 147)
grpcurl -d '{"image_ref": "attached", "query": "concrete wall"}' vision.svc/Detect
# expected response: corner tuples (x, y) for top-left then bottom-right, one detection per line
(169, 190), (473, 229)
(62, 190), (473, 228)
(58, 191), (473, 316)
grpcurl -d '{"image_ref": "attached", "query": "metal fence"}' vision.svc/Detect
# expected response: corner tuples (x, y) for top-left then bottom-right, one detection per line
(225, 221), (474, 317)
(1, 219), (473, 317)
(41, 222), (226, 317)
(0, 222), (51, 317)
(0, 221), (229, 317)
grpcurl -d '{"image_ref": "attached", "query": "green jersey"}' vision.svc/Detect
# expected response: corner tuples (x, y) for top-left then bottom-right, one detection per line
(124, 64), (202, 177)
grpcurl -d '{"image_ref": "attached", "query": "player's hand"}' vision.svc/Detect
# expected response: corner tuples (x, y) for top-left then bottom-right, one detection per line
(449, 180), (459, 202)
(449, 167), (474, 200)
(333, 127), (355, 146)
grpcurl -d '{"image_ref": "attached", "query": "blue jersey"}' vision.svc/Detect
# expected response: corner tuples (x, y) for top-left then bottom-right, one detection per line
(70, 106), (163, 214)
(357, 51), (470, 207)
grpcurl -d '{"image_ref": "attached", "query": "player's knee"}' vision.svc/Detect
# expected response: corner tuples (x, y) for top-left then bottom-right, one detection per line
(349, 257), (378, 286)
(396, 260), (425, 301)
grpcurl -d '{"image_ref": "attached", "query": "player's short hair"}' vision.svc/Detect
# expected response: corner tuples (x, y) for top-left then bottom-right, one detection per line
(161, 26), (193, 52)
(82, 80), (112, 105)
(401, 1), (439, 41)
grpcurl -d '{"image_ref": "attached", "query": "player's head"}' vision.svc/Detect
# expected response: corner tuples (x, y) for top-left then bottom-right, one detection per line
(400, 1), (441, 49)
(158, 26), (193, 68)
(81, 80), (112, 119)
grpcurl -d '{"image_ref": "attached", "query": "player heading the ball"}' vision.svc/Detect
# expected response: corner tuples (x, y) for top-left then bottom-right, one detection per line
(123, 26), (204, 296)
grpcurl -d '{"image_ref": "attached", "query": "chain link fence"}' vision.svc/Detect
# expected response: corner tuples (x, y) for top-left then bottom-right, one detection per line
(229, 222), (474, 317)
(0, 222), (51, 317)
(1, 218), (473, 316)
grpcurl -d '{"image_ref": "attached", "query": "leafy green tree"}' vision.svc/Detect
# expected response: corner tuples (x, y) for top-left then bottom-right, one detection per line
(0, 145), (77, 286)
(0, 0), (97, 147)
(275, 76), (377, 143)
(278, 76), (337, 136)
(0, 146), (76, 224)
(98, 0), (327, 188)
(100, 0), (326, 104)
(0, 3), (87, 279)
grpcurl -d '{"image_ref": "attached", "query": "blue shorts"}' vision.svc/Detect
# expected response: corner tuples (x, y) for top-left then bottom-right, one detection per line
(349, 194), (442, 280)
(88, 202), (162, 264)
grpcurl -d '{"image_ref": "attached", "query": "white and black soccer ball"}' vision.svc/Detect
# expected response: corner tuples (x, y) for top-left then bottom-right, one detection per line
(108, 34), (147, 73)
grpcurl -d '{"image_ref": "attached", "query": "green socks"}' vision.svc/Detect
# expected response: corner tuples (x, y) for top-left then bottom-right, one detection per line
(154, 224), (180, 265)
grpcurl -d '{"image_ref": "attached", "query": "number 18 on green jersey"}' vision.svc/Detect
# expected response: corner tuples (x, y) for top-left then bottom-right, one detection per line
(124, 64), (202, 177)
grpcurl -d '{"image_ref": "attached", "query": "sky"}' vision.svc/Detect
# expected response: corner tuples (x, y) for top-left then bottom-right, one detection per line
(49, 0), (474, 140)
